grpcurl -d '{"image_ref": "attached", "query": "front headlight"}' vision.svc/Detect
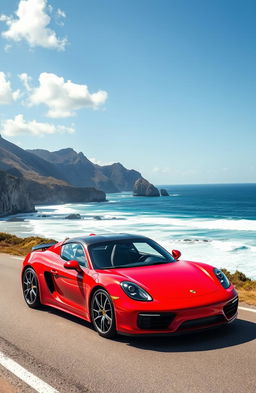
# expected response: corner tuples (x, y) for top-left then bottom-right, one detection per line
(120, 281), (153, 301)
(214, 268), (230, 289)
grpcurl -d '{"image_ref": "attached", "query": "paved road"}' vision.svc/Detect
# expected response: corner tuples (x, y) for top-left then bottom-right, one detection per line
(0, 253), (255, 393)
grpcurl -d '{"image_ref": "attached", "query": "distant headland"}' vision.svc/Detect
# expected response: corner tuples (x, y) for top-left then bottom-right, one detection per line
(0, 135), (165, 216)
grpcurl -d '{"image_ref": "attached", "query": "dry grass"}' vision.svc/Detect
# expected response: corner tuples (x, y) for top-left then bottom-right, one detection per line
(0, 232), (255, 306)
(0, 232), (56, 256)
(237, 289), (256, 305)
(221, 268), (256, 306)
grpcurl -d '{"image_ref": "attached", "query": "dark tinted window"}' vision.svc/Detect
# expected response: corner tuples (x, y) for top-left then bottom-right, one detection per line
(89, 240), (174, 269)
(61, 243), (87, 267)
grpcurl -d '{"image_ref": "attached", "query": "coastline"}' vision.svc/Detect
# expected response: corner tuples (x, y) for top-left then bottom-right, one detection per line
(1, 231), (255, 306)
(1, 187), (256, 281)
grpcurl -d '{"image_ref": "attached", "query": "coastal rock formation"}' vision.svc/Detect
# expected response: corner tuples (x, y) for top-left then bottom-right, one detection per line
(0, 135), (147, 195)
(0, 135), (151, 209)
(133, 177), (160, 197)
(25, 180), (106, 204)
(65, 214), (81, 220)
(100, 162), (141, 192)
(160, 188), (169, 196)
(0, 136), (106, 207)
(0, 171), (35, 217)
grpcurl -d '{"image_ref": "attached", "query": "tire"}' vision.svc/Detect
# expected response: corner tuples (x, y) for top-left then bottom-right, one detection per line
(90, 289), (116, 338)
(22, 267), (41, 309)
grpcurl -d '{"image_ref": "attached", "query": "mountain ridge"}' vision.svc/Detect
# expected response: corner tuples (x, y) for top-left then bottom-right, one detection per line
(0, 135), (146, 215)
(26, 147), (142, 192)
(0, 136), (106, 212)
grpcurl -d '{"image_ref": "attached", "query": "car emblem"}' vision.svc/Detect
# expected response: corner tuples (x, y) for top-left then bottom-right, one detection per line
(189, 289), (197, 294)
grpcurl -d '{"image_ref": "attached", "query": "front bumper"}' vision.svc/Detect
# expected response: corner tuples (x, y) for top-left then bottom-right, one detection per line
(115, 294), (238, 335)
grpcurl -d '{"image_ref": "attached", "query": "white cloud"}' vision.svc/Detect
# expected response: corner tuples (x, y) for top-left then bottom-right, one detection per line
(55, 8), (66, 26)
(21, 72), (108, 118)
(0, 0), (67, 50)
(153, 166), (171, 174)
(4, 44), (12, 52)
(1, 114), (75, 137)
(18, 73), (32, 91)
(56, 9), (66, 18)
(153, 166), (197, 177)
(90, 158), (114, 166)
(0, 72), (20, 104)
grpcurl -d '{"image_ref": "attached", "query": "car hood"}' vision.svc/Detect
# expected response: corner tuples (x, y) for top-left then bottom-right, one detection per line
(111, 260), (220, 301)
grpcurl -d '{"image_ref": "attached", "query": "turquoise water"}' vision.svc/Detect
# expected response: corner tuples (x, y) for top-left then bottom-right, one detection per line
(1, 184), (256, 278)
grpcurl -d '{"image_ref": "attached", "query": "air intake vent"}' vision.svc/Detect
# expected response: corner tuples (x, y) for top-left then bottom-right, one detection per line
(223, 297), (238, 319)
(137, 312), (175, 330)
(179, 315), (225, 330)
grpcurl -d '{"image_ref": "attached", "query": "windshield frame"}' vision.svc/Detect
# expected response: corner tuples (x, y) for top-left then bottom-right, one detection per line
(88, 238), (175, 270)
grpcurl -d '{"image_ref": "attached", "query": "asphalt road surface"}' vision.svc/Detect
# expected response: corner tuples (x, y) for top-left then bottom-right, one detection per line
(0, 253), (255, 393)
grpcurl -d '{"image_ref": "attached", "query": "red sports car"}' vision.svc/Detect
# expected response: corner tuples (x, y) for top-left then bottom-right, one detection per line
(21, 233), (238, 338)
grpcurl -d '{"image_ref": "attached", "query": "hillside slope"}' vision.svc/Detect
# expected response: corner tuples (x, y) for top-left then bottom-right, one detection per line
(27, 147), (142, 192)
(0, 136), (106, 209)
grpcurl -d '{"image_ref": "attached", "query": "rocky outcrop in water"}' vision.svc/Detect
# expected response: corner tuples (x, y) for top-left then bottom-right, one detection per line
(65, 214), (82, 219)
(133, 177), (160, 197)
(160, 188), (169, 196)
(0, 171), (35, 217)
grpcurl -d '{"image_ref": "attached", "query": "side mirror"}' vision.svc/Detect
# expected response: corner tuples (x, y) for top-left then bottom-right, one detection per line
(172, 249), (181, 260)
(64, 260), (83, 273)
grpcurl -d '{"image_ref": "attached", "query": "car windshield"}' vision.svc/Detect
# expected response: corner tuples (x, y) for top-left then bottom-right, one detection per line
(88, 239), (175, 269)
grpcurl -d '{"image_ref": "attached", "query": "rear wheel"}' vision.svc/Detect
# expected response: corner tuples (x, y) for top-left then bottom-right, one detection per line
(22, 267), (41, 309)
(90, 289), (116, 338)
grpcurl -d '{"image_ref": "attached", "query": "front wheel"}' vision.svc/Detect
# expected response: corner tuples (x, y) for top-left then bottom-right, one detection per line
(22, 267), (41, 309)
(90, 289), (116, 338)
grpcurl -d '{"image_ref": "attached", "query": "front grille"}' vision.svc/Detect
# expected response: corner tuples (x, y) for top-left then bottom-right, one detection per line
(223, 297), (238, 319)
(178, 315), (225, 331)
(137, 312), (176, 330)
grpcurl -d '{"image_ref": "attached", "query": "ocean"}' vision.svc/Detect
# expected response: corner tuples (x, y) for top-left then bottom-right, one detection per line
(1, 183), (256, 279)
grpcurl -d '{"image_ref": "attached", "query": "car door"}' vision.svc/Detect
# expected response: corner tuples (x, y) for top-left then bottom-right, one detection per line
(52, 242), (89, 316)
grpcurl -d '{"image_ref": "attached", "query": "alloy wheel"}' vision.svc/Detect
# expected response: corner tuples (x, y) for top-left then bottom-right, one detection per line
(91, 290), (115, 336)
(23, 268), (39, 306)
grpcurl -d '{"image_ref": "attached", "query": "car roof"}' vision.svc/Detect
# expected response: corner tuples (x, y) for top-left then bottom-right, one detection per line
(64, 233), (150, 246)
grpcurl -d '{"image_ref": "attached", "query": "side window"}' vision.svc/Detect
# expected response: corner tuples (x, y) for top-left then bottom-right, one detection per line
(72, 244), (87, 267)
(61, 244), (74, 261)
(61, 243), (87, 267)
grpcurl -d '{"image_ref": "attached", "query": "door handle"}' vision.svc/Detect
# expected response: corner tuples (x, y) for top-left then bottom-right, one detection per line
(50, 269), (58, 275)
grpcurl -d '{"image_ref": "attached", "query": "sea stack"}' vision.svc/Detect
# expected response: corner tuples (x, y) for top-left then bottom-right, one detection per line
(133, 177), (160, 197)
(160, 188), (169, 196)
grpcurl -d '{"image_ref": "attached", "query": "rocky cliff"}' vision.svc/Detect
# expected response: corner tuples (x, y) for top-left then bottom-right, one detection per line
(0, 171), (35, 217)
(100, 163), (141, 192)
(26, 180), (106, 204)
(0, 136), (107, 209)
(133, 177), (160, 197)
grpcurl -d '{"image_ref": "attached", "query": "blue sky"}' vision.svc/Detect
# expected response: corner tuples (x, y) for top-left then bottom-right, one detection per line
(0, 0), (255, 184)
